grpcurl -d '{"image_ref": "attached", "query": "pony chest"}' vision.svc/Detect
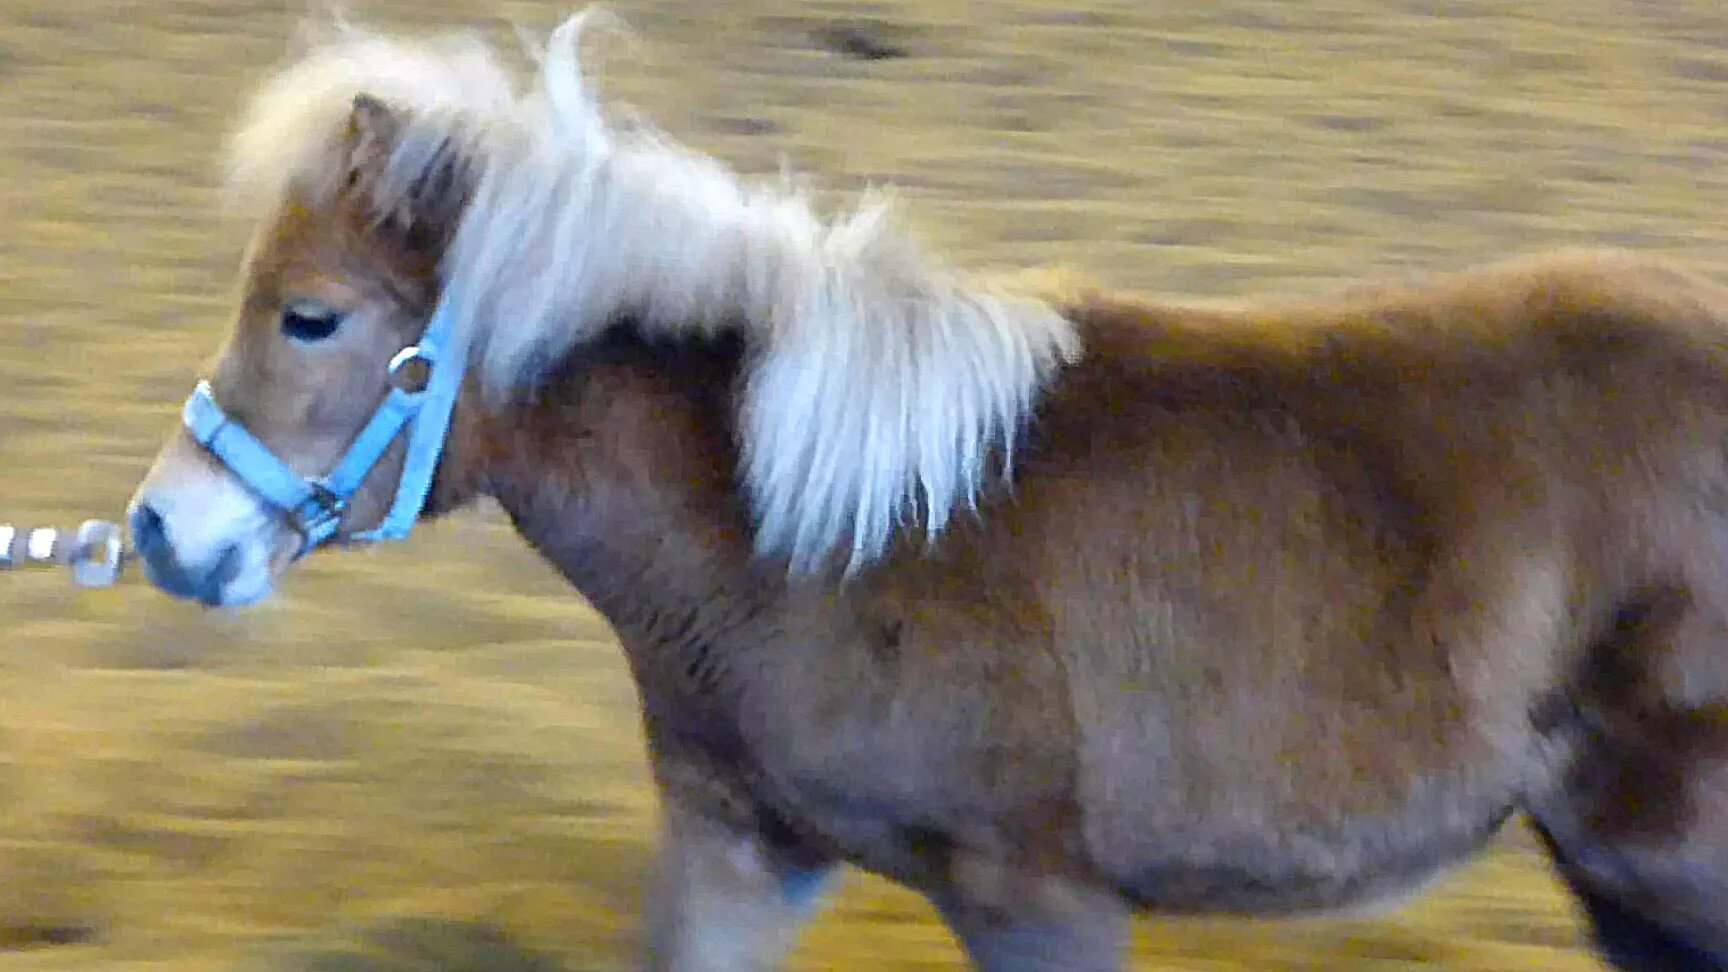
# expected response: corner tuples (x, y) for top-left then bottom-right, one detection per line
(640, 649), (957, 808)
(634, 633), (1075, 880)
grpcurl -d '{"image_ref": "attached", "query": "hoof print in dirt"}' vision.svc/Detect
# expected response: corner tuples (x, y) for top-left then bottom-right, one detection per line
(0, 922), (100, 950)
(811, 20), (909, 60)
(251, 918), (566, 972)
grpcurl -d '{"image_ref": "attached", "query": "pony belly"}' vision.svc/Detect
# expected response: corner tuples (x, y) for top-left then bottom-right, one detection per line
(1104, 805), (1516, 917)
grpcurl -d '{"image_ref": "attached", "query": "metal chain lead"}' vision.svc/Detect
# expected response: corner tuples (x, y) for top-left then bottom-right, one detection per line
(0, 520), (128, 587)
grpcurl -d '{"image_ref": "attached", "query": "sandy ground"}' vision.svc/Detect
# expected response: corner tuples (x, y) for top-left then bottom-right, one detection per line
(4, 0), (1728, 968)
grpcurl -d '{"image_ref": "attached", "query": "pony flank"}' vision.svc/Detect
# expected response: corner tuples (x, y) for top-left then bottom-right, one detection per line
(225, 13), (1080, 575)
(127, 11), (1728, 972)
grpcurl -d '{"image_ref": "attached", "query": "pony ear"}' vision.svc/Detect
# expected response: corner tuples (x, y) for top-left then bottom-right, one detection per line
(346, 93), (404, 179)
(341, 92), (471, 253)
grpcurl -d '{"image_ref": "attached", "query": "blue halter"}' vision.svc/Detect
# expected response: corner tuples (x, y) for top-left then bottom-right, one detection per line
(180, 300), (467, 557)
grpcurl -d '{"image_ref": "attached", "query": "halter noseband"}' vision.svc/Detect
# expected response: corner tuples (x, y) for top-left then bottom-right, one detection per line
(179, 299), (467, 557)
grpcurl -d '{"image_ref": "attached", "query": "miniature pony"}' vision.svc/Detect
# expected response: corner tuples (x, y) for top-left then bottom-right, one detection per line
(128, 13), (1728, 971)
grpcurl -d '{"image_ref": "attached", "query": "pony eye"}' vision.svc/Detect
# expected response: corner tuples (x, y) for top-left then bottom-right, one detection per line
(281, 302), (344, 343)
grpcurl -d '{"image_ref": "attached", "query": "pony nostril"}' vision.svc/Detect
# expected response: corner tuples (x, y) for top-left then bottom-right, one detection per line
(209, 544), (242, 589)
(129, 502), (169, 557)
(187, 544), (246, 608)
(129, 502), (203, 601)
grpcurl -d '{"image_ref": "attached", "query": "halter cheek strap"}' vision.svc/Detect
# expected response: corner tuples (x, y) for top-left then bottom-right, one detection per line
(180, 299), (468, 557)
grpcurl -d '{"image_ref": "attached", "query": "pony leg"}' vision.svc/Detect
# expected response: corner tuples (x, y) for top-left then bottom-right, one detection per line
(1530, 736), (1728, 971)
(1531, 818), (1728, 971)
(1529, 638), (1728, 970)
(928, 856), (1128, 972)
(642, 797), (835, 972)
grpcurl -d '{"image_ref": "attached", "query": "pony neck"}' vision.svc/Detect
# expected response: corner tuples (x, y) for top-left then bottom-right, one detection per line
(454, 326), (776, 630)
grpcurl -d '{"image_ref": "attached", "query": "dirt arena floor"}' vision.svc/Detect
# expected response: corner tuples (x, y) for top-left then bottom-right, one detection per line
(3, 0), (1728, 968)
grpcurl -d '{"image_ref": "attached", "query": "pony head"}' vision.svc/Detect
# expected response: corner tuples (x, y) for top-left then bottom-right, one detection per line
(126, 19), (507, 606)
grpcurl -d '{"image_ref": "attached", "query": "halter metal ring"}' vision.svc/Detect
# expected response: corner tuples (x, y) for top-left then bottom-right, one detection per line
(387, 345), (435, 394)
(290, 480), (347, 547)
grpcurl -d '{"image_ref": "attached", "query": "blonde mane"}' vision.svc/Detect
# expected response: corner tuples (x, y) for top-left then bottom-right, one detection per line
(225, 11), (1083, 575)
